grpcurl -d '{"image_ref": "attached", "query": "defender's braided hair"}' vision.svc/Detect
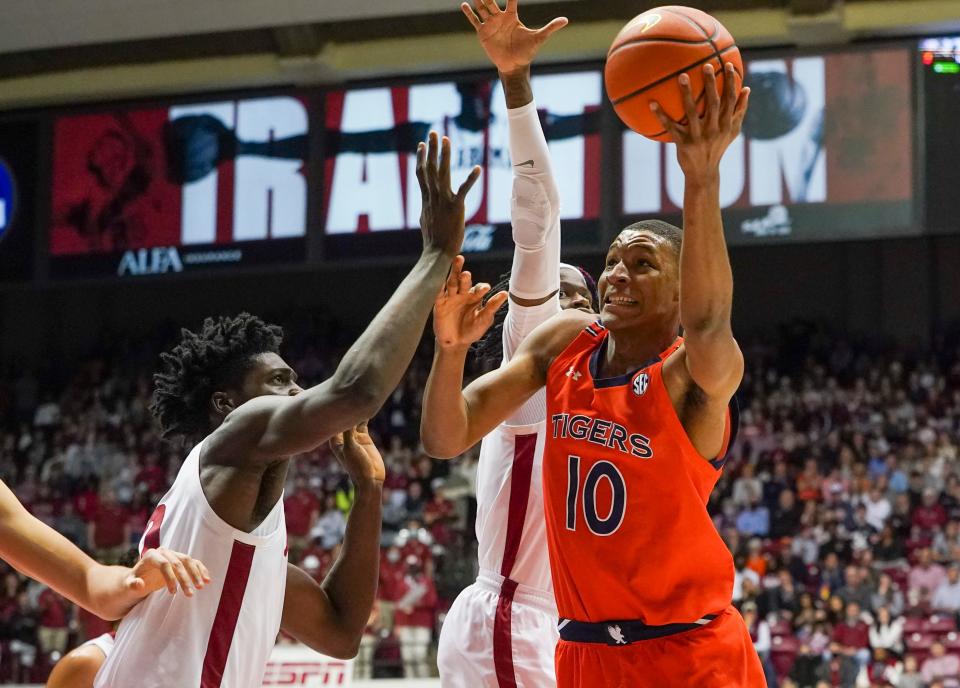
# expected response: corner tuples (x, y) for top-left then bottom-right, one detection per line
(151, 313), (284, 443)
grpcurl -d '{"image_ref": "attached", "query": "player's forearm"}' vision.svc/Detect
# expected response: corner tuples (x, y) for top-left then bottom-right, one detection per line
(320, 479), (382, 656)
(679, 173), (733, 334)
(507, 85), (561, 301)
(421, 345), (473, 458)
(0, 500), (121, 619)
(327, 249), (452, 414)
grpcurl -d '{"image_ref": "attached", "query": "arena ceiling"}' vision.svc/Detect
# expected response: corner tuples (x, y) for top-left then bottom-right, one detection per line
(0, 0), (956, 110)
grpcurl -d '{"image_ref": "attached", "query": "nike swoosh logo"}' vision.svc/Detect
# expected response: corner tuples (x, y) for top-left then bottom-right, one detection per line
(514, 159), (535, 168)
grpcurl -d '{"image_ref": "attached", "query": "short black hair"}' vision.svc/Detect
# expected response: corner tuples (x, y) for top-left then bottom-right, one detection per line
(621, 219), (683, 256)
(151, 313), (284, 443)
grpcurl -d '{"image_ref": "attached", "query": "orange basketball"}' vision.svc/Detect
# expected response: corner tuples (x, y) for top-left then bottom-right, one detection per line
(605, 5), (743, 141)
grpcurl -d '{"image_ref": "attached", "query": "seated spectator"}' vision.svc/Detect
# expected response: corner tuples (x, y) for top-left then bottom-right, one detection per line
(86, 489), (129, 563)
(741, 602), (776, 687)
(771, 488), (803, 538)
(819, 552), (845, 595)
(910, 547), (948, 601)
(933, 564), (960, 613)
(796, 458), (823, 503)
(921, 642), (960, 688)
(284, 477), (321, 557)
(733, 554), (760, 604)
(745, 538), (768, 578)
(311, 494), (347, 550)
(871, 573), (905, 618)
(768, 569), (801, 616)
(914, 488), (949, 536)
(737, 497), (770, 537)
(815, 654), (859, 687)
(874, 525), (907, 566)
(732, 463), (763, 507)
(868, 605), (904, 655)
(837, 565), (873, 611)
(934, 520), (960, 564)
(831, 601), (870, 667)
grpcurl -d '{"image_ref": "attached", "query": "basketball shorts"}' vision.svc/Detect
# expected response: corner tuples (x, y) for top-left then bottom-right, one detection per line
(555, 605), (766, 688)
(438, 569), (558, 688)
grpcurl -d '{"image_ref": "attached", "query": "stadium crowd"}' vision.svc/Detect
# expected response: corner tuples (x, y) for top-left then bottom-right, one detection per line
(0, 318), (958, 687)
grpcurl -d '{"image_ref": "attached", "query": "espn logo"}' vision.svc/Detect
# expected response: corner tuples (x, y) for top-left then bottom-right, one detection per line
(262, 660), (349, 686)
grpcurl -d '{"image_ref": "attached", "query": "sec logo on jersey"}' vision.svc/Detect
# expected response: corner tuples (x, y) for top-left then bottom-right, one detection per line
(632, 372), (649, 397)
(0, 158), (16, 243)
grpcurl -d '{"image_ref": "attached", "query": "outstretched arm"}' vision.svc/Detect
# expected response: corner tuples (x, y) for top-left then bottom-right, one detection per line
(421, 263), (589, 458)
(282, 424), (383, 659)
(0, 481), (209, 621)
(651, 63), (750, 399)
(207, 134), (481, 463)
(463, 0), (567, 309)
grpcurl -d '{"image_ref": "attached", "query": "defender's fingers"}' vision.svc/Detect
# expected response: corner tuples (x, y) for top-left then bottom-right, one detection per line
(456, 165), (482, 200)
(439, 136), (452, 190)
(445, 256), (464, 294)
(426, 131), (440, 187)
(720, 61), (739, 123)
(415, 142), (427, 194)
(458, 270), (473, 296)
(481, 290), (510, 319)
(678, 73), (701, 137)
(461, 2), (482, 30)
(535, 16), (568, 41)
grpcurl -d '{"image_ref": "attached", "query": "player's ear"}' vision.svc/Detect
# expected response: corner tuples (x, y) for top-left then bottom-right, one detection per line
(210, 391), (238, 417)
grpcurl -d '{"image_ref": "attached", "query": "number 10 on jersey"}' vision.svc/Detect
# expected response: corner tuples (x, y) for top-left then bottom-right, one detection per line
(566, 455), (627, 536)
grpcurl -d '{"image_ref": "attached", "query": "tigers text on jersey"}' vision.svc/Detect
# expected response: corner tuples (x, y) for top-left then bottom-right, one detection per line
(543, 323), (737, 626)
(95, 440), (288, 688)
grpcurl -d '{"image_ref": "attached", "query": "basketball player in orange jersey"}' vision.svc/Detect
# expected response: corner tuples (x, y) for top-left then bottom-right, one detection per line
(422, 63), (765, 686)
(0, 480), (208, 620)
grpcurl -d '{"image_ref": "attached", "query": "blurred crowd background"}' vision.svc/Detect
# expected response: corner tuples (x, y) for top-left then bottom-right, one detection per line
(1, 316), (959, 687)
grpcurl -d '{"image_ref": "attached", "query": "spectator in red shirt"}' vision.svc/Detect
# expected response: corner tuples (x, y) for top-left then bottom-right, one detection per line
(378, 545), (406, 634)
(73, 482), (100, 524)
(37, 587), (71, 657)
(134, 452), (166, 495)
(86, 490), (129, 563)
(914, 488), (948, 535)
(831, 601), (871, 668)
(395, 555), (437, 679)
(423, 491), (455, 547)
(284, 477), (320, 558)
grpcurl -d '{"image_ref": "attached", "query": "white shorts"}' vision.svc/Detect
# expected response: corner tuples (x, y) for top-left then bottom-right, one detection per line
(438, 570), (559, 688)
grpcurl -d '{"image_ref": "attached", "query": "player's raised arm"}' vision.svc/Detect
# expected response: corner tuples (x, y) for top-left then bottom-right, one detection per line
(0, 480), (209, 621)
(650, 63), (750, 399)
(421, 263), (589, 458)
(465, 0), (566, 311)
(281, 423), (383, 659)
(207, 133), (481, 462)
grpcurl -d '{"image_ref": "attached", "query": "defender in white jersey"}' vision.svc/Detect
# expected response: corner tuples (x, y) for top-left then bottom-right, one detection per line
(47, 633), (115, 688)
(435, 2), (595, 685)
(96, 133), (484, 688)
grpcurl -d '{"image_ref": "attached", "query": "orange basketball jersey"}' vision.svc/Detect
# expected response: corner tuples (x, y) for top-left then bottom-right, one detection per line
(544, 322), (737, 625)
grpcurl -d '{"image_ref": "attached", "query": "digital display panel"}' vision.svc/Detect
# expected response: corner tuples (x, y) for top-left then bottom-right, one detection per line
(49, 95), (311, 278)
(621, 46), (916, 243)
(321, 70), (604, 258)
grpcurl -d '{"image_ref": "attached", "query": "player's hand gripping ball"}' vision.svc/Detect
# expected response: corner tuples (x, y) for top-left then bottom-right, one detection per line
(605, 5), (743, 141)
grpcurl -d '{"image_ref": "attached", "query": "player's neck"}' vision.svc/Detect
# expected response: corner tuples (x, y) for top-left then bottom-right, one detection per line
(602, 324), (678, 378)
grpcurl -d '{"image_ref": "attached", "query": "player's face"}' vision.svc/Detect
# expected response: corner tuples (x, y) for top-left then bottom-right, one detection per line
(239, 352), (304, 402)
(598, 229), (679, 329)
(558, 266), (594, 314)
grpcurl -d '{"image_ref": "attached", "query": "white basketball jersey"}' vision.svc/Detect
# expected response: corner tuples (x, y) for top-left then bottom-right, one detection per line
(474, 299), (560, 598)
(82, 632), (115, 658)
(95, 439), (288, 688)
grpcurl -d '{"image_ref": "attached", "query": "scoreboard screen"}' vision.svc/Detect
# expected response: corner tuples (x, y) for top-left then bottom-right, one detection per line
(49, 95), (312, 279)
(621, 45), (917, 244)
(321, 69), (604, 259)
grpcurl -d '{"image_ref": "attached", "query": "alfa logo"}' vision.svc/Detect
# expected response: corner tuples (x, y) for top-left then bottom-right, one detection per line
(626, 12), (662, 35)
(0, 158), (16, 242)
(633, 373), (650, 397)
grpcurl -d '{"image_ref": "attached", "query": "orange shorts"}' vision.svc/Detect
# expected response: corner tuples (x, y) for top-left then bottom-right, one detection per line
(555, 606), (766, 688)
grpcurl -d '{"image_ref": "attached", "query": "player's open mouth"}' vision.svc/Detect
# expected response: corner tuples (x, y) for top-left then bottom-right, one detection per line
(604, 296), (638, 307)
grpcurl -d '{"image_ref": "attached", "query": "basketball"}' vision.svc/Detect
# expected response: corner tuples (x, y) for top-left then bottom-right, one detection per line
(605, 5), (743, 141)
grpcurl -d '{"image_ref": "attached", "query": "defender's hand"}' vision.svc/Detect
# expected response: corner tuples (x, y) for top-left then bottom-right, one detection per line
(461, 0), (567, 75)
(418, 132), (481, 258)
(330, 421), (385, 484)
(650, 62), (750, 181)
(129, 547), (211, 597)
(433, 256), (509, 350)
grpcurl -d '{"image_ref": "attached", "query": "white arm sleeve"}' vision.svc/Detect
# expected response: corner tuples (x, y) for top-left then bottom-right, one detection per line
(507, 100), (561, 302)
(501, 100), (563, 427)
